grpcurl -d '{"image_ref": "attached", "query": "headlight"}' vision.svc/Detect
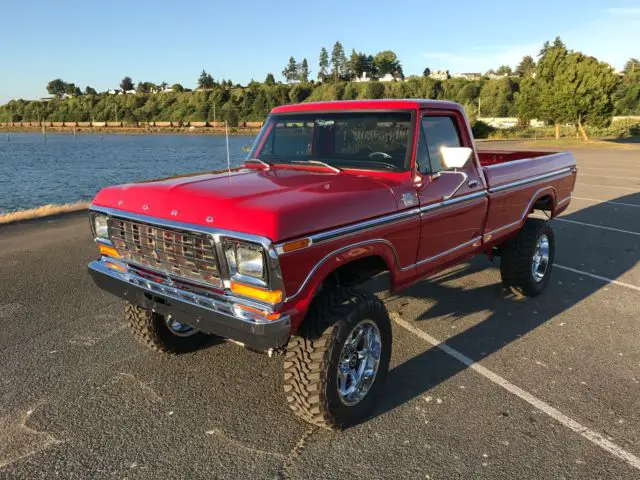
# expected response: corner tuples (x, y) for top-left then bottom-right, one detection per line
(93, 214), (109, 240)
(224, 241), (265, 280)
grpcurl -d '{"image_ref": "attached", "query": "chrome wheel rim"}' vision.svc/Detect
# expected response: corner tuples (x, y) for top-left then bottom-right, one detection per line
(165, 316), (197, 337)
(532, 234), (550, 282)
(337, 320), (382, 406)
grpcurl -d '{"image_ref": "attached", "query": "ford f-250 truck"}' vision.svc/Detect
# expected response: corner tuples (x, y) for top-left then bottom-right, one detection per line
(88, 99), (577, 429)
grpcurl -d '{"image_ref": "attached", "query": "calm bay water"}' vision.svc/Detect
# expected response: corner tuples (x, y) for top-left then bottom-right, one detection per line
(0, 133), (256, 214)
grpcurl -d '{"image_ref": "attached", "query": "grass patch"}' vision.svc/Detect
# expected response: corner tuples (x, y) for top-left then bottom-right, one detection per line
(0, 202), (90, 225)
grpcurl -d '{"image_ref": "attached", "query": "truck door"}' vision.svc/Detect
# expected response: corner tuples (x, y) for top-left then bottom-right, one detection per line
(414, 110), (488, 275)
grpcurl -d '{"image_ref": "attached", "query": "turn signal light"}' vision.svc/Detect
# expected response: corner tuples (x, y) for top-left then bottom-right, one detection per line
(282, 238), (311, 253)
(99, 244), (121, 258)
(230, 281), (283, 304)
(235, 304), (281, 321)
(105, 261), (127, 273)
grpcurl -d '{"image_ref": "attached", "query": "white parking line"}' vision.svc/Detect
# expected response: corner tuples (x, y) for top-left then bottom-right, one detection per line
(553, 218), (640, 236)
(572, 197), (640, 208)
(555, 264), (640, 292)
(577, 183), (638, 191)
(531, 215), (640, 236)
(391, 313), (640, 471)
(579, 174), (640, 181)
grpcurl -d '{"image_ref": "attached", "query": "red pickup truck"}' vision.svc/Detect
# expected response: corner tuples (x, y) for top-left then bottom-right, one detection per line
(88, 99), (577, 429)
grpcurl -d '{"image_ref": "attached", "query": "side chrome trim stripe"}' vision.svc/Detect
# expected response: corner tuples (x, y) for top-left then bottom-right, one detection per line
(488, 167), (573, 193)
(309, 207), (420, 244)
(404, 237), (482, 271)
(419, 190), (487, 215)
(276, 190), (487, 255)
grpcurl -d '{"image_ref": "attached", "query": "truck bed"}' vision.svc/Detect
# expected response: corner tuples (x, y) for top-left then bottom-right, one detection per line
(478, 150), (576, 191)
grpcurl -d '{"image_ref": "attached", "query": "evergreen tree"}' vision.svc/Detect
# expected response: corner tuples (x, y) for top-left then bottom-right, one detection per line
(515, 56), (536, 77)
(197, 70), (215, 89)
(318, 47), (329, 81)
(264, 73), (276, 85)
(282, 56), (298, 83)
(299, 58), (310, 83)
(120, 76), (134, 91)
(331, 41), (346, 82)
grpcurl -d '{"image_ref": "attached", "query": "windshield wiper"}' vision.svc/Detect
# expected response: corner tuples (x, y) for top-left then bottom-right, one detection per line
(291, 160), (342, 174)
(246, 158), (271, 169)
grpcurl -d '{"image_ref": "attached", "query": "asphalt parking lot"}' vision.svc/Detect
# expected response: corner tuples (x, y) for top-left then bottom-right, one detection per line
(1, 142), (639, 479)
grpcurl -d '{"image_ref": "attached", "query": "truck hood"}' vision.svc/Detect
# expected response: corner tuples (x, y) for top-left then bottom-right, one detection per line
(92, 168), (402, 242)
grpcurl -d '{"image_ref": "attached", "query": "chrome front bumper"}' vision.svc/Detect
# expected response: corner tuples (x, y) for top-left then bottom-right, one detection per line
(88, 259), (291, 351)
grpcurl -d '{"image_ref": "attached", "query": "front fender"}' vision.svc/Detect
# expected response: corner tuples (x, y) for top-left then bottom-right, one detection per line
(279, 240), (402, 331)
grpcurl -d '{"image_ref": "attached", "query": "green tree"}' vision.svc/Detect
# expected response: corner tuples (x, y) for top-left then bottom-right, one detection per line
(318, 47), (329, 81)
(479, 77), (519, 116)
(555, 52), (619, 140)
(331, 41), (346, 82)
(373, 50), (402, 78)
(534, 39), (569, 137)
(84, 86), (97, 96)
(47, 79), (67, 98)
(299, 58), (310, 82)
(172, 83), (184, 92)
(264, 73), (276, 85)
(365, 81), (385, 99)
(197, 70), (215, 89)
(495, 65), (513, 76)
(515, 76), (539, 125)
(423, 67), (431, 77)
(120, 76), (134, 91)
(289, 84), (312, 103)
(282, 56), (298, 83)
(136, 82), (156, 94)
(623, 58), (640, 75)
(515, 56), (536, 77)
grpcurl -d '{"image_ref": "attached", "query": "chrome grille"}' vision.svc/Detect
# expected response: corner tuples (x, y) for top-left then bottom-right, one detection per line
(109, 218), (222, 287)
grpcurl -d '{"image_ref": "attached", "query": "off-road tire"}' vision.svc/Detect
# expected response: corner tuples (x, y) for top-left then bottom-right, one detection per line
(500, 218), (555, 297)
(126, 302), (209, 354)
(283, 288), (392, 430)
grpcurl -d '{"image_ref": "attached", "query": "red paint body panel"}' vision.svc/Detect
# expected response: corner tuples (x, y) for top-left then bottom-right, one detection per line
(91, 100), (578, 336)
(92, 168), (404, 242)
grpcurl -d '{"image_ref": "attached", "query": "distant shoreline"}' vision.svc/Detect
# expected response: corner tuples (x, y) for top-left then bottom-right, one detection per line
(0, 125), (261, 136)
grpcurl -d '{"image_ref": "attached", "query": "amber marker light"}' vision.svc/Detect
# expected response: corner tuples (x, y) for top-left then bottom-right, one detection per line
(99, 244), (121, 258)
(235, 304), (281, 321)
(282, 238), (310, 253)
(104, 261), (126, 273)
(230, 281), (283, 304)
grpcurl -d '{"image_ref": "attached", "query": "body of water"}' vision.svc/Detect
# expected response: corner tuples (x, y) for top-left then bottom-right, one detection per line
(0, 133), (256, 214)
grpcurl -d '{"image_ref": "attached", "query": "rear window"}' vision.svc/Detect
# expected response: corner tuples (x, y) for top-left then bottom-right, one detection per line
(252, 112), (414, 172)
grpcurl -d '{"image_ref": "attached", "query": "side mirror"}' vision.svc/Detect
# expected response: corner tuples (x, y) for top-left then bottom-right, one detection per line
(440, 146), (472, 170)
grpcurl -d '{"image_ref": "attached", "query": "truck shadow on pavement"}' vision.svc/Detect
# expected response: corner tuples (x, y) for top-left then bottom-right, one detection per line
(371, 192), (639, 423)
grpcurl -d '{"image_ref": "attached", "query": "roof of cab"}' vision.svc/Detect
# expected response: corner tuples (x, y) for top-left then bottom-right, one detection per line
(271, 99), (464, 114)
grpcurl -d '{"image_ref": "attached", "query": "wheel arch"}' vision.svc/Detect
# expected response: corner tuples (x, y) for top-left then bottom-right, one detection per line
(284, 240), (399, 331)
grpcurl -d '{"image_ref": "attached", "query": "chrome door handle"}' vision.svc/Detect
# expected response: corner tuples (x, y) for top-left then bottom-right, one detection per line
(468, 180), (479, 188)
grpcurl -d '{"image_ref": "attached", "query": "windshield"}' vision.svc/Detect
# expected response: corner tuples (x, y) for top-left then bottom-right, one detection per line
(249, 111), (414, 172)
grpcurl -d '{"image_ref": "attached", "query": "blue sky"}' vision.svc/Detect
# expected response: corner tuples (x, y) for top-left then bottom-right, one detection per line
(2, 0), (640, 103)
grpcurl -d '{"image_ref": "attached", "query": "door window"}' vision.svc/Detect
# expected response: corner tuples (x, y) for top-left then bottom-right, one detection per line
(421, 116), (462, 172)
